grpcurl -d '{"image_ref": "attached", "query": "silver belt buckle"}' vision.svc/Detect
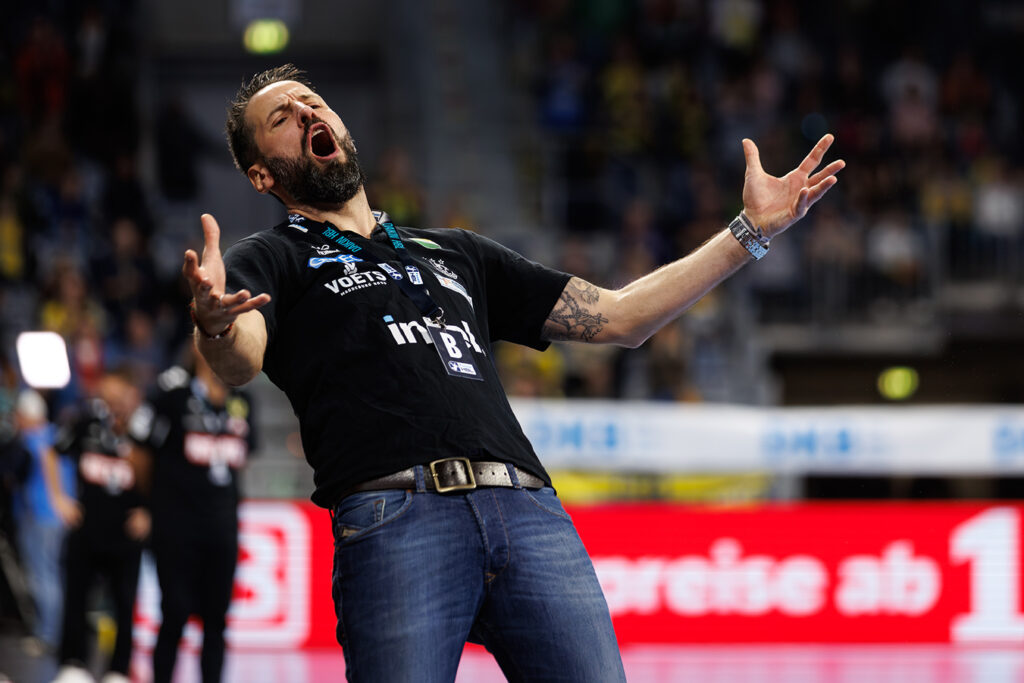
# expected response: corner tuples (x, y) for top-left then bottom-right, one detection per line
(429, 457), (477, 493)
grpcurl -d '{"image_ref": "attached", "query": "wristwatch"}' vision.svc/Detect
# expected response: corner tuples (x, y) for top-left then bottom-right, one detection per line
(728, 213), (770, 260)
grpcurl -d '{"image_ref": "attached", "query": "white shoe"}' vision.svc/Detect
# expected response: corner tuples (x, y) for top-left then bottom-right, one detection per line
(52, 665), (94, 683)
(99, 674), (130, 683)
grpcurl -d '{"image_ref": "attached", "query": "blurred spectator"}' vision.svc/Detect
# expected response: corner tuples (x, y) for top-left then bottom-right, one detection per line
(155, 95), (216, 203)
(655, 59), (709, 163)
(971, 158), (1024, 281)
(131, 352), (257, 683)
(805, 205), (865, 324)
(600, 37), (650, 157)
(74, 4), (108, 82)
(709, 0), (763, 54)
(53, 368), (148, 683)
(14, 16), (69, 125)
(537, 32), (589, 136)
(866, 206), (927, 309)
(104, 309), (165, 389)
(10, 389), (77, 651)
(765, 1), (814, 84)
(103, 152), (152, 240)
(612, 198), (669, 292)
(21, 114), (74, 191)
(561, 343), (620, 398)
(497, 343), (566, 397)
(0, 192), (27, 283)
(39, 260), (105, 342)
(881, 45), (939, 116)
(973, 158), (1024, 242)
(368, 147), (426, 227)
(91, 216), (159, 331)
(941, 51), (992, 120)
(0, 353), (26, 493)
(0, 353), (32, 638)
(619, 320), (700, 402)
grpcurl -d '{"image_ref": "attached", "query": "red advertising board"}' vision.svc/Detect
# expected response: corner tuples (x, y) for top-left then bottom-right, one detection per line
(135, 502), (1024, 648)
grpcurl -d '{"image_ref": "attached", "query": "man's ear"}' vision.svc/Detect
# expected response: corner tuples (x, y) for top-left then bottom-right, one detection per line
(247, 162), (274, 194)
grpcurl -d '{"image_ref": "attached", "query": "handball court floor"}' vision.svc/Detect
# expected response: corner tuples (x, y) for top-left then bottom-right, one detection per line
(5, 640), (1024, 682)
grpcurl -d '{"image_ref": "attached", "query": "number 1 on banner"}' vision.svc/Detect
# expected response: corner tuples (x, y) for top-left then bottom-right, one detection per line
(951, 507), (1024, 642)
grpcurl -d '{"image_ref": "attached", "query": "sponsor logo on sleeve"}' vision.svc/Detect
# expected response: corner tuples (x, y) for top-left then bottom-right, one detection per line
(428, 258), (458, 279)
(433, 273), (474, 309)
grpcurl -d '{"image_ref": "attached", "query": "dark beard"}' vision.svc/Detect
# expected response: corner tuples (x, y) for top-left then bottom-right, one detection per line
(264, 135), (367, 206)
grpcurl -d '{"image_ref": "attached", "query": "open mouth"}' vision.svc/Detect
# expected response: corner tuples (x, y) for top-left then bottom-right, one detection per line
(307, 122), (339, 161)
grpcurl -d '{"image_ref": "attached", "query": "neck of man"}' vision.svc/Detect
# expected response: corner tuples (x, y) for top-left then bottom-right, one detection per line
(286, 187), (377, 239)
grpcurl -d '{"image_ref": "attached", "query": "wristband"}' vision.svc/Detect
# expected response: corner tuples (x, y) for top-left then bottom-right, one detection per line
(728, 212), (770, 260)
(189, 300), (234, 340)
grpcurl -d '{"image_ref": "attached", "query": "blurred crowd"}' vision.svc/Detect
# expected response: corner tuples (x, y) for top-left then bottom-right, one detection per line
(0, 4), (193, 417)
(1, 3), (1023, 408)
(487, 0), (1024, 400)
(0, 8), (253, 678)
(511, 0), (1023, 313)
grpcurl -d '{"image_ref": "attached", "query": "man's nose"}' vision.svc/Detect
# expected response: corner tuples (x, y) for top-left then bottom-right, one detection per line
(295, 101), (314, 125)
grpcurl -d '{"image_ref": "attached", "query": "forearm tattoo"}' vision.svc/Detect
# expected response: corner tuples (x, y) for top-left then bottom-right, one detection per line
(544, 278), (609, 342)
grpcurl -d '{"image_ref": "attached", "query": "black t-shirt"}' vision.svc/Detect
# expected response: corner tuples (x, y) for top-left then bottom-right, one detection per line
(224, 214), (570, 507)
(130, 366), (256, 523)
(55, 398), (142, 535)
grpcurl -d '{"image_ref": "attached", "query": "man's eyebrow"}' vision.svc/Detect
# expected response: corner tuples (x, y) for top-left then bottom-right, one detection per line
(264, 93), (321, 126)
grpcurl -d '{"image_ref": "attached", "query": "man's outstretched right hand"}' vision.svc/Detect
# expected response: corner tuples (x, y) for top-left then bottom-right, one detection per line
(182, 213), (271, 337)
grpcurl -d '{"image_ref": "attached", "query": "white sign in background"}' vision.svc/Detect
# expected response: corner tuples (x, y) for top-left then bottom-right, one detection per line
(510, 399), (1024, 474)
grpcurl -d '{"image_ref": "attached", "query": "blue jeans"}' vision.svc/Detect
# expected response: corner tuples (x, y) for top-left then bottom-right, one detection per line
(331, 468), (625, 682)
(16, 514), (66, 647)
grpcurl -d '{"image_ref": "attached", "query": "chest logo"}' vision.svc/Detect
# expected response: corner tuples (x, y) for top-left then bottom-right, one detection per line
(378, 263), (404, 281)
(324, 270), (389, 296)
(312, 244), (340, 256)
(428, 258), (458, 279)
(80, 452), (135, 494)
(308, 253), (363, 269)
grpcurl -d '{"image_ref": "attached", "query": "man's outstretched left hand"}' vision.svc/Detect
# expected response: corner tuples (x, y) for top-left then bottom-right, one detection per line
(741, 134), (845, 240)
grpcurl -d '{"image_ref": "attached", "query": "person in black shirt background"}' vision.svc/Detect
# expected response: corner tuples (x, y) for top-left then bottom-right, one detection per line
(182, 65), (843, 681)
(131, 349), (256, 683)
(53, 368), (149, 683)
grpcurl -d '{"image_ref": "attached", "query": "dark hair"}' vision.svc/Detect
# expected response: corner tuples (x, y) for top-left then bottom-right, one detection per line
(225, 64), (312, 174)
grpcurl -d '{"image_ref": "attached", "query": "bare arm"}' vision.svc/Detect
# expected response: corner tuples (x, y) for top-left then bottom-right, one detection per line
(542, 134), (845, 347)
(543, 231), (750, 347)
(183, 214), (271, 386)
(42, 446), (81, 527)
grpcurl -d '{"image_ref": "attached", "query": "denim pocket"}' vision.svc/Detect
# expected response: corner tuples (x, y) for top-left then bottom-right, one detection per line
(333, 489), (414, 544)
(524, 486), (572, 520)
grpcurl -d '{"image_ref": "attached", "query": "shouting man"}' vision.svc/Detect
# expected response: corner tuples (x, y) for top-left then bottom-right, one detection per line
(183, 64), (843, 681)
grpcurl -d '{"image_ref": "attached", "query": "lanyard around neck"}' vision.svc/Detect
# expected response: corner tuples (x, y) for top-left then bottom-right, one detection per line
(291, 211), (446, 325)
